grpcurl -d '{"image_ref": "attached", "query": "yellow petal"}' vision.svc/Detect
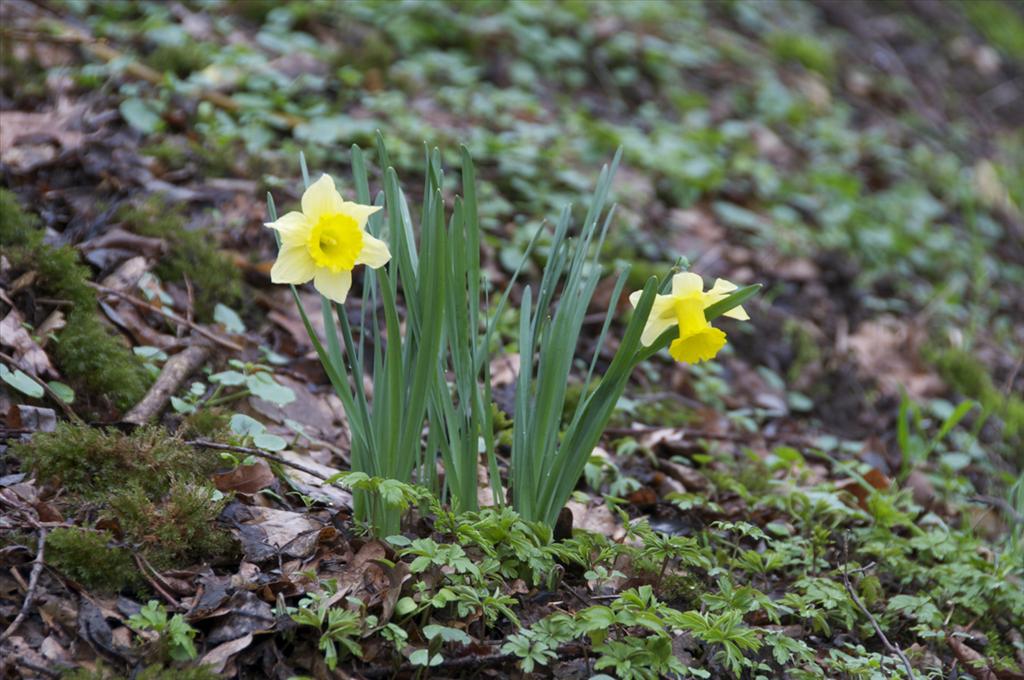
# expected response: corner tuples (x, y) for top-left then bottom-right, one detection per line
(669, 326), (727, 364)
(313, 268), (353, 303)
(671, 272), (704, 297)
(628, 290), (643, 308)
(639, 295), (679, 346)
(301, 174), (345, 223)
(674, 296), (709, 337)
(341, 201), (383, 229)
(265, 211), (311, 248)
(705, 277), (749, 320)
(355, 231), (391, 269)
(271, 245), (316, 284)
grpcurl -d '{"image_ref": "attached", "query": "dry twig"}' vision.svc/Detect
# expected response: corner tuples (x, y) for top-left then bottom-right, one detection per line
(122, 343), (211, 426)
(0, 528), (48, 643)
(88, 283), (243, 352)
(841, 537), (916, 679)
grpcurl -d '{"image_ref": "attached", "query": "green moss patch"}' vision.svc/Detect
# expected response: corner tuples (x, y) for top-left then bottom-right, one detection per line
(14, 424), (233, 586)
(933, 347), (1024, 443)
(46, 528), (142, 594)
(118, 198), (243, 321)
(1, 189), (150, 413)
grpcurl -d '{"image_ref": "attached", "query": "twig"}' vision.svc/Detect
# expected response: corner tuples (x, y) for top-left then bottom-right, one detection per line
(87, 283), (243, 352)
(0, 528), (48, 643)
(186, 439), (334, 483)
(122, 343), (211, 426)
(132, 553), (181, 610)
(0, 352), (83, 424)
(841, 537), (916, 679)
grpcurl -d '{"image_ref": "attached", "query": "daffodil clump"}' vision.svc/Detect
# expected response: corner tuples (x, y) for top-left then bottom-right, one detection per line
(266, 139), (757, 534)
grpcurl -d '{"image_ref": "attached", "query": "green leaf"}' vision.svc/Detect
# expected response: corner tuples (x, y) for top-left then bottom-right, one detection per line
(246, 373), (296, 405)
(253, 432), (287, 451)
(46, 381), (75, 404)
(214, 303), (246, 333)
(210, 370), (246, 386)
(119, 98), (164, 134)
(0, 365), (43, 399)
(230, 413), (265, 436)
(423, 624), (471, 644)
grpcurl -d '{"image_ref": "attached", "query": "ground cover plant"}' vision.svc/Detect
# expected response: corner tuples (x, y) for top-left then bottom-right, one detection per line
(1, 1), (1023, 678)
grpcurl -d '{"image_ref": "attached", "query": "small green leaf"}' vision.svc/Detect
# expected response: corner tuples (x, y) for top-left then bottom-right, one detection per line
(210, 370), (246, 386)
(47, 381), (75, 404)
(230, 413), (265, 436)
(119, 98), (164, 134)
(214, 303), (246, 333)
(253, 432), (287, 451)
(247, 373), (296, 405)
(1, 365), (44, 399)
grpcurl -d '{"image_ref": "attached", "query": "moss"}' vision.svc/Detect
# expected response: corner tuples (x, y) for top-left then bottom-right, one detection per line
(964, 0), (1024, 59)
(1, 190), (150, 412)
(932, 348), (1024, 443)
(110, 477), (232, 569)
(46, 528), (142, 594)
(15, 424), (215, 500)
(766, 32), (836, 78)
(179, 408), (231, 440)
(0, 188), (42, 247)
(146, 43), (212, 78)
(118, 198), (243, 321)
(14, 424), (234, 572)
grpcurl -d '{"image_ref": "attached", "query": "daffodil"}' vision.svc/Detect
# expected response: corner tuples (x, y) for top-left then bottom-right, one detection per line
(265, 174), (390, 303)
(629, 272), (749, 364)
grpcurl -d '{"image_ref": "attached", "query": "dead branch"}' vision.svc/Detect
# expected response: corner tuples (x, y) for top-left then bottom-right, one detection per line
(187, 439), (335, 484)
(0, 528), (48, 643)
(841, 537), (916, 679)
(88, 283), (244, 352)
(122, 343), (211, 426)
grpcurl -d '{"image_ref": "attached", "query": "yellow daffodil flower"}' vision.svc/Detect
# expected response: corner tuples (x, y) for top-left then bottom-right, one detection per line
(629, 272), (749, 364)
(265, 174), (390, 303)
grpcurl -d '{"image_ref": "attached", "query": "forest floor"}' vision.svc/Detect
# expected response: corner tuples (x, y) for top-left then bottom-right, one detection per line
(1, 1), (1023, 678)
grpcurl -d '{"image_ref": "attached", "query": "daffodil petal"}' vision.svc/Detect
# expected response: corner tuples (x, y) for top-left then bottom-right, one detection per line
(640, 295), (679, 346)
(271, 245), (316, 285)
(671, 272), (704, 297)
(301, 174), (345, 223)
(669, 326), (727, 364)
(674, 296), (709, 337)
(707, 278), (749, 320)
(265, 211), (311, 248)
(723, 305), (749, 321)
(628, 290), (643, 308)
(313, 268), (353, 303)
(355, 231), (391, 269)
(342, 201), (383, 228)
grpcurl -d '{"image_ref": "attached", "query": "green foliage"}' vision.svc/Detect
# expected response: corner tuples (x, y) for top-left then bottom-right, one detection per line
(767, 32), (836, 77)
(121, 198), (243, 320)
(46, 528), (141, 594)
(1, 189), (150, 412)
(15, 424), (214, 500)
(286, 582), (376, 669)
(15, 424), (232, 576)
(110, 477), (231, 569)
(964, 0), (1024, 59)
(932, 347), (1024, 443)
(127, 600), (199, 662)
